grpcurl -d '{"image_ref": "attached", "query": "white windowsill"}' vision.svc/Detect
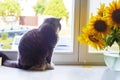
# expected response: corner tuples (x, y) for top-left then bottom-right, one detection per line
(0, 65), (115, 80)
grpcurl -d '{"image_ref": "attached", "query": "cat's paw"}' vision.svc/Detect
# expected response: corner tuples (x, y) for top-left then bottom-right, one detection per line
(38, 65), (46, 71)
(30, 64), (46, 71)
(46, 63), (55, 70)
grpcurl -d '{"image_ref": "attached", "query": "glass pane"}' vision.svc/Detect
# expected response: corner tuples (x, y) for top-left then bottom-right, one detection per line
(0, 0), (73, 52)
(88, 0), (113, 53)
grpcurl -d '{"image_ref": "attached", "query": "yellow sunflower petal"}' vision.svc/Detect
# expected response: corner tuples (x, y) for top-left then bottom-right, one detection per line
(109, 1), (116, 10)
(117, 0), (120, 8)
(87, 15), (110, 37)
(78, 28), (105, 50)
(97, 3), (106, 16)
(106, 0), (120, 29)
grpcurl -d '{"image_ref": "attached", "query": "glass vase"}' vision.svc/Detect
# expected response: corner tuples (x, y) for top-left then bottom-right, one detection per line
(103, 42), (120, 71)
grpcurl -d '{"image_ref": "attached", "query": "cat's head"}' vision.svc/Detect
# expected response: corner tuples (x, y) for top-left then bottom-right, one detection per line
(44, 17), (61, 32)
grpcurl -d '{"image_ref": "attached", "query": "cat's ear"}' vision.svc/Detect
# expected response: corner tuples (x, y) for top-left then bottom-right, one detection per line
(58, 18), (61, 21)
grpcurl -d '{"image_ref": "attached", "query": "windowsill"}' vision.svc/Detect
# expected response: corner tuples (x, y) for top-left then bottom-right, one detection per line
(0, 44), (73, 52)
(0, 65), (114, 80)
(0, 49), (18, 60)
(0, 49), (18, 52)
(0, 49), (73, 61)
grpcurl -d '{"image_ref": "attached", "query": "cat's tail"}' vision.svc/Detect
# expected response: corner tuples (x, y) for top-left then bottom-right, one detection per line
(0, 51), (19, 68)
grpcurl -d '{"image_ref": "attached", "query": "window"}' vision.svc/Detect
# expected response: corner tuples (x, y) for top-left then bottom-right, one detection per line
(0, 0), (79, 64)
(0, 0), (73, 52)
(2, 0), (112, 64)
(78, 0), (118, 64)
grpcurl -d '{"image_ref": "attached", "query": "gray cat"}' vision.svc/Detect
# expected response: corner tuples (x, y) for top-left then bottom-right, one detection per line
(0, 17), (61, 71)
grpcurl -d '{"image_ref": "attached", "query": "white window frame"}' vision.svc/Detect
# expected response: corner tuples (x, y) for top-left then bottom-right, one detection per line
(52, 0), (82, 64)
(78, 0), (104, 65)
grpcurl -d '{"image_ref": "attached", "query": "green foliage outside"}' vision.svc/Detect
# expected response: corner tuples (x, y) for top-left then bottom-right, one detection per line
(43, 0), (68, 20)
(0, 0), (21, 18)
(33, 0), (46, 15)
(0, 38), (13, 49)
(1, 32), (8, 40)
(33, 0), (69, 21)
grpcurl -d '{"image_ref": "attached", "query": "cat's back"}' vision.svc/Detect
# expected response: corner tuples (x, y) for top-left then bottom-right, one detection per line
(18, 29), (42, 51)
(20, 24), (57, 44)
(18, 17), (60, 52)
(20, 29), (40, 43)
(18, 26), (57, 51)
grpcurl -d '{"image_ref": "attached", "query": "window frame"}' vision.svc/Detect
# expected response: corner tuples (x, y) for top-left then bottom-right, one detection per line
(78, 0), (104, 65)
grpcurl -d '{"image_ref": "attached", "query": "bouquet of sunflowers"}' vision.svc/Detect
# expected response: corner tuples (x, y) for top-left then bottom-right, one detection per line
(78, 0), (120, 53)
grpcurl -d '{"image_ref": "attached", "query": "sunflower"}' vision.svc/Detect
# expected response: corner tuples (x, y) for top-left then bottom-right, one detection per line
(78, 28), (105, 50)
(88, 15), (110, 37)
(97, 3), (106, 17)
(106, 0), (120, 29)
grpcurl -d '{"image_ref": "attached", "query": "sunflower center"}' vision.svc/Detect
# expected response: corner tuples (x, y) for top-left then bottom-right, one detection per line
(88, 35), (99, 43)
(94, 20), (107, 32)
(112, 9), (120, 24)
